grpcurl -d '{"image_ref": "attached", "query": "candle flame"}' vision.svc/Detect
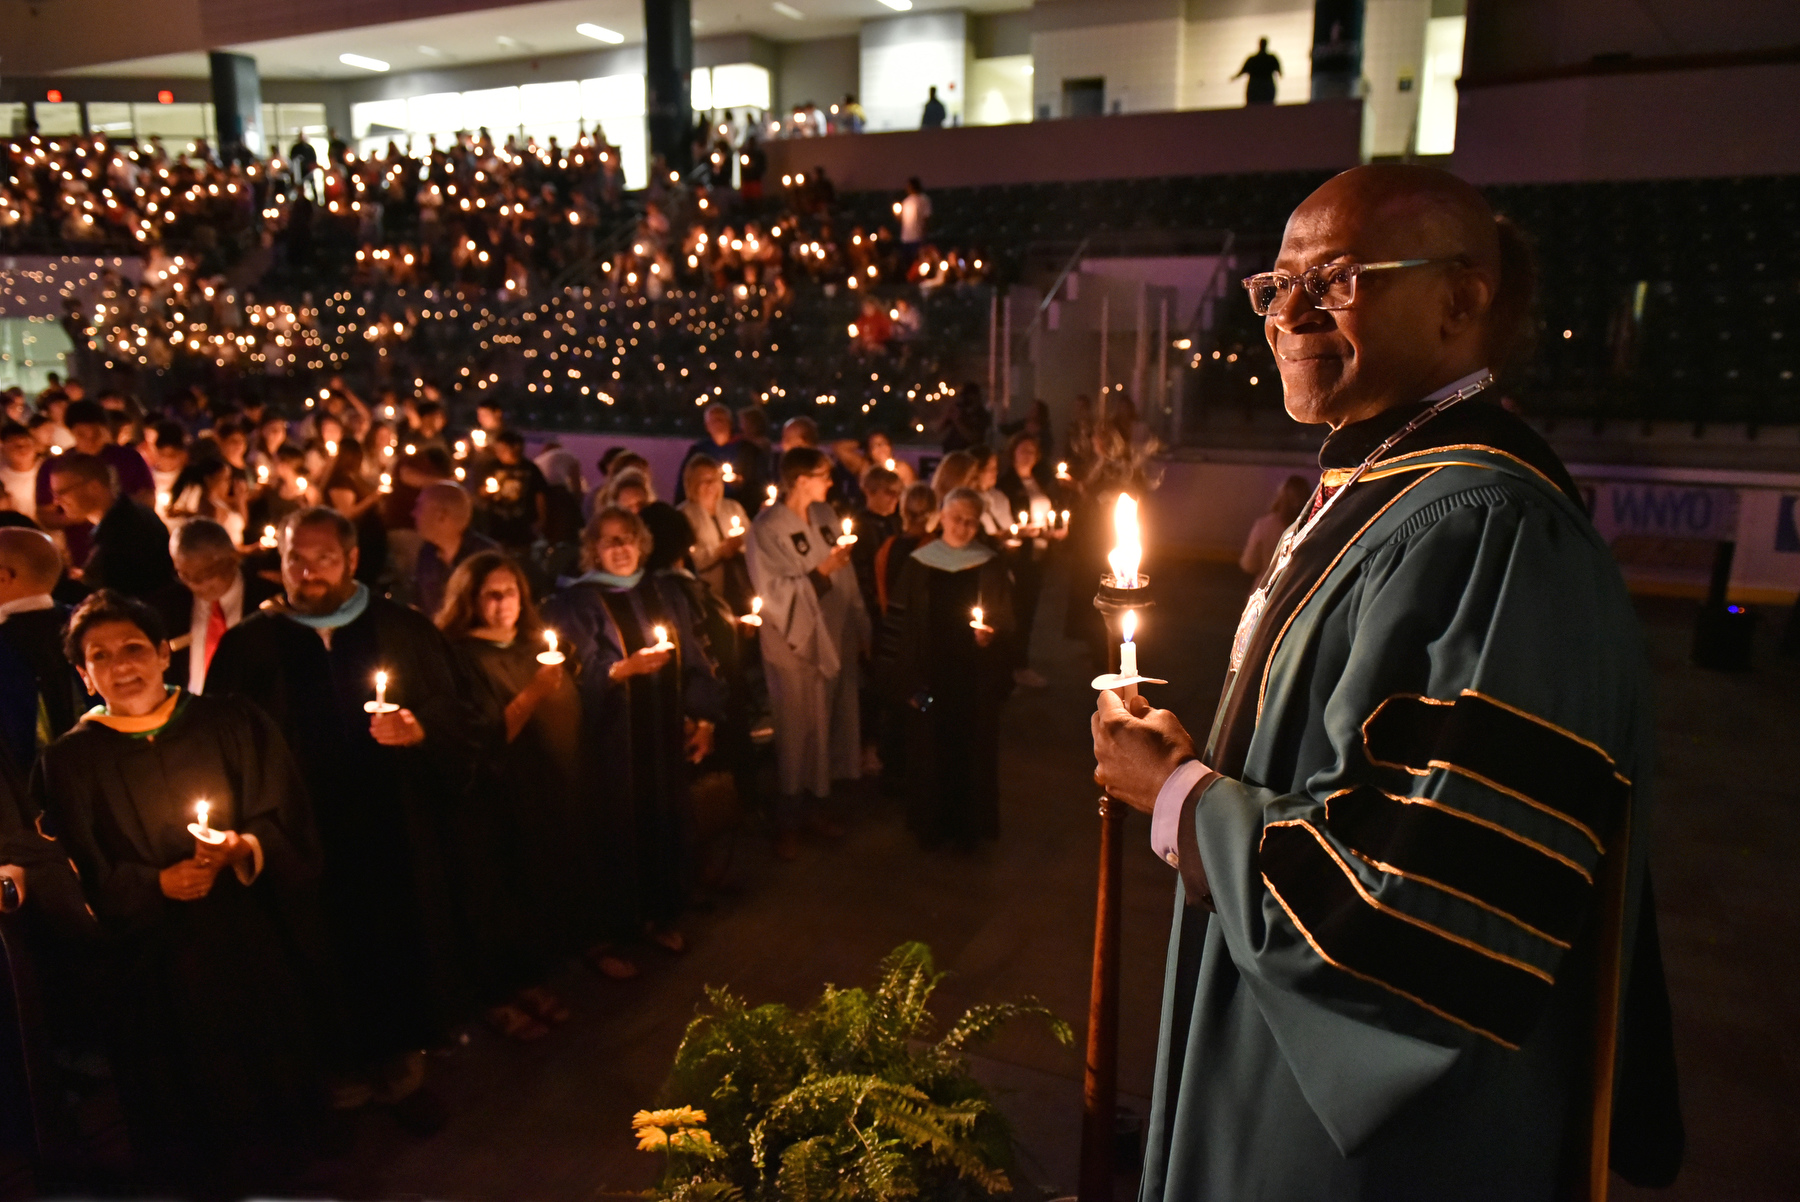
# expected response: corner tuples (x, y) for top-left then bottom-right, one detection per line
(842, 517), (853, 536)
(545, 629), (558, 654)
(766, 484), (778, 502)
(653, 625), (668, 646)
(972, 606), (984, 625)
(195, 799), (210, 830)
(752, 596), (763, 614)
(1108, 493), (1142, 587)
(1122, 609), (1137, 643)
(884, 458), (896, 471)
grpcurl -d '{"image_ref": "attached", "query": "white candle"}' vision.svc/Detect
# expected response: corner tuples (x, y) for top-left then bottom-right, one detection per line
(188, 797), (226, 846)
(837, 517), (856, 546)
(325, 440), (338, 457)
(471, 429), (487, 448)
(1060, 509), (1071, 529)
(260, 524), (277, 549)
(970, 605), (985, 630)
(740, 595), (763, 626)
(721, 462), (736, 483)
(1120, 609), (1139, 677)
(766, 483), (778, 505)
(374, 671), (388, 707)
(257, 464), (270, 484)
(652, 624), (671, 650)
(195, 799), (211, 835)
(884, 457), (896, 472)
(1056, 461), (1071, 480)
(379, 471), (393, 493)
(485, 476), (500, 494)
(728, 514), (743, 536)
(538, 628), (564, 665)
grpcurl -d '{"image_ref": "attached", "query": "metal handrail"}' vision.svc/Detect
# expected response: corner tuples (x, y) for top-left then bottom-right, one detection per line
(1034, 235), (1090, 324)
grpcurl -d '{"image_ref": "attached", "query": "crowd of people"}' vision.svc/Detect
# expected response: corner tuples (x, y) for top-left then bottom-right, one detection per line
(0, 369), (1154, 1194)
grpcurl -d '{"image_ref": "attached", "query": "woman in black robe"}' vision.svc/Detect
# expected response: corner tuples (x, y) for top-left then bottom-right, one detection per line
(878, 488), (1014, 848)
(436, 550), (583, 1033)
(541, 506), (722, 975)
(32, 590), (327, 1193)
(995, 430), (1070, 686)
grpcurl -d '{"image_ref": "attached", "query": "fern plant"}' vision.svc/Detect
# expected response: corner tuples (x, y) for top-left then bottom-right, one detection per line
(639, 942), (1072, 1201)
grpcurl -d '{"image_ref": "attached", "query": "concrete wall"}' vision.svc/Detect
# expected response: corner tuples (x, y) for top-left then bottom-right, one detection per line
(859, 10), (972, 133)
(1452, 61), (1800, 184)
(1462, 0), (1800, 81)
(1032, 0), (1186, 118)
(762, 98), (1362, 191)
(1179, 0), (1314, 111)
(776, 37), (861, 117)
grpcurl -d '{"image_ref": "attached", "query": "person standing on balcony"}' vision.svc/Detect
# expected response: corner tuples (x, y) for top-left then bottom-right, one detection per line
(921, 87), (947, 129)
(1234, 38), (1283, 105)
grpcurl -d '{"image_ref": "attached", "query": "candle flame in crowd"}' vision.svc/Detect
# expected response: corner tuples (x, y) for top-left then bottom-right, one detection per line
(971, 606), (984, 628)
(1108, 493), (1141, 588)
(751, 596), (763, 615)
(194, 799), (211, 833)
(652, 625), (668, 647)
(545, 629), (559, 655)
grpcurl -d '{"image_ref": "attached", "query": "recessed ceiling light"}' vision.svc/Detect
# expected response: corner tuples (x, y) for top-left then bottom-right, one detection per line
(497, 35), (519, 47)
(418, 45), (444, 58)
(577, 23), (625, 43)
(877, 0), (912, 9)
(772, 1), (805, 17)
(339, 53), (390, 71)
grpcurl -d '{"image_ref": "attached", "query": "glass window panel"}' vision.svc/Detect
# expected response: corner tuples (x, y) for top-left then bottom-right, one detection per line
(708, 64), (771, 112)
(407, 92), (465, 140)
(581, 74), (648, 191)
(1416, 16), (1465, 156)
(691, 68), (713, 112)
(34, 103), (83, 136)
(352, 98), (409, 141)
(462, 86), (521, 137)
(130, 102), (208, 140)
(2, 104), (27, 138)
(518, 81), (579, 127)
(88, 102), (134, 137)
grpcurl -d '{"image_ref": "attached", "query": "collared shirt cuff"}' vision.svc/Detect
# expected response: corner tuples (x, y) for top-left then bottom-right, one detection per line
(1151, 759), (1215, 868)
(232, 834), (265, 886)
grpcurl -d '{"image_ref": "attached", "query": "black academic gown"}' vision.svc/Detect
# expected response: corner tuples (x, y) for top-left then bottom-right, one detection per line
(541, 575), (722, 937)
(879, 549), (1014, 846)
(205, 595), (477, 1065)
(0, 604), (83, 776)
(82, 496), (175, 600)
(30, 693), (326, 1189)
(452, 636), (591, 973)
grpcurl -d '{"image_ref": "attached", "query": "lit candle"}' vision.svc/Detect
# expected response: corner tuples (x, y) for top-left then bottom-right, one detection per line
(260, 524), (277, 549)
(378, 471), (393, 493)
(651, 624), (673, 651)
(454, 440), (467, 458)
(884, 457), (897, 472)
(837, 517), (856, 547)
(471, 429), (487, 448)
(1107, 493), (1141, 588)
(296, 476), (309, 493)
(187, 798), (227, 847)
(728, 513), (744, 536)
(970, 605), (990, 632)
(1119, 609), (1138, 677)
(538, 628), (564, 665)
(485, 476), (500, 494)
(1018, 510), (1029, 530)
(766, 483), (778, 506)
(365, 669), (398, 714)
(325, 439), (338, 457)
(1056, 461), (1071, 481)
(257, 463), (270, 484)
(1061, 509), (1071, 529)
(721, 462), (736, 483)
(740, 595), (763, 627)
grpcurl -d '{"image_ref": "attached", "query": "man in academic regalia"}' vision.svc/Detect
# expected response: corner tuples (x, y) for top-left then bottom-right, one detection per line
(206, 507), (474, 1133)
(1092, 166), (1681, 1200)
(0, 528), (84, 775)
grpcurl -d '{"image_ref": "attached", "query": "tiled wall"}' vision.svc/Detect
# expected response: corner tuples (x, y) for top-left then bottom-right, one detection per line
(1032, 18), (1186, 117)
(1179, 8), (1315, 111)
(859, 10), (970, 133)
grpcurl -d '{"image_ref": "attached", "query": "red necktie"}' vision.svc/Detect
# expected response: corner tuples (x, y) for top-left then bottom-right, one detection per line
(203, 600), (228, 677)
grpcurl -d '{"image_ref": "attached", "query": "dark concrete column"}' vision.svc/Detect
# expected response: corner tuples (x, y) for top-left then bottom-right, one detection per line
(1310, 0), (1364, 102)
(643, 0), (693, 177)
(209, 51), (265, 164)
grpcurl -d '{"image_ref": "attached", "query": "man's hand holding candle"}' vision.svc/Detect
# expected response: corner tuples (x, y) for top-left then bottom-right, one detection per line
(1090, 691), (1201, 813)
(609, 645), (672, 681)
(370, 707), (427, 746)
(159, 857), (223, 901)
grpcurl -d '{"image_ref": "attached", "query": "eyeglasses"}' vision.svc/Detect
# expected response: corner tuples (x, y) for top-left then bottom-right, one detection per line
(1241, 259), (1459, 316)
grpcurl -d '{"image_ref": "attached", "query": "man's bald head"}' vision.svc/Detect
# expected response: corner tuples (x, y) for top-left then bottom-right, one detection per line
(1266, 164), (1534, 428)
(0, 527), (62, 594)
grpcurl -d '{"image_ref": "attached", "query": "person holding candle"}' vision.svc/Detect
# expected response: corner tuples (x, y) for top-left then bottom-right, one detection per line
(679, 455), (752, 612)
(747, 446), (871, 858)
(33, 589), (328, 1192)
(436, 551), (581, 1039)
(875, 488), (1013, 848)
(1089, 166), (1677, 1201)
(542, 505), (722, 971)
(996, 431), (1069, 689)
(675, 402), (757, 507)
(205, 507), (474, 1133)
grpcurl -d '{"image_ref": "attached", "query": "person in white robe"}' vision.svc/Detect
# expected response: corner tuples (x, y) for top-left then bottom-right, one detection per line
(747, 446), (870, 857)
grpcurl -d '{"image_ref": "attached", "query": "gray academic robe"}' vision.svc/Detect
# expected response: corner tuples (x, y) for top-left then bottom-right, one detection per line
(1142, 434), (1678, 1200)
(746, 500), (869, 798)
